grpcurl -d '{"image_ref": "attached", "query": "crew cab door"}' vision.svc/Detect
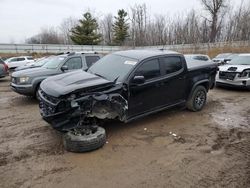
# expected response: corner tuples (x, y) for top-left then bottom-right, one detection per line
(128, 58), (164, 117)
(159, 56), (186, 105)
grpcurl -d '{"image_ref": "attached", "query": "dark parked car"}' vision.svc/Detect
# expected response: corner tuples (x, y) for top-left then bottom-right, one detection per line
(0, 57), (9, 78)
(39, 50), (217, 152)
(11, 52), (102, 99)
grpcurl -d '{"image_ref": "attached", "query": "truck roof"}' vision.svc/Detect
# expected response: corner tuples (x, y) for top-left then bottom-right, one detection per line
(113, 50), (180, 61)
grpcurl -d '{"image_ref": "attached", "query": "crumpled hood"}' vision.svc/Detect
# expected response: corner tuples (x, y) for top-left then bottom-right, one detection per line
(219, 64), (250, 72)
(40, 70), (114, 97)
(12, 67), (58, 77)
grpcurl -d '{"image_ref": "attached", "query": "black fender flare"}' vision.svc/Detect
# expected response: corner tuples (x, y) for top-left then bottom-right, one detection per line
(188, 79), (209, 99)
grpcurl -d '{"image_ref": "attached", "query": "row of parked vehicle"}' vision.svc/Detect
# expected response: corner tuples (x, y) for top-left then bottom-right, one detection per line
(185, 53), (240, 65)
(10, 52), (102, 99)
(183, 53), (250, 89)
(1, 50), (249, 153)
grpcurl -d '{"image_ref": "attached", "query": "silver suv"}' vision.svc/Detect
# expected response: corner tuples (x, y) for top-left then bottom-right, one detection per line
(11, 52), (102, 98)
(216, 54), (250, 89)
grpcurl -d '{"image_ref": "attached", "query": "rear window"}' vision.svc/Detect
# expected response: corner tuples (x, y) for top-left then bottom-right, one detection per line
(193, 56), (209, 61)
(27, 57), (33, 60)
(85, 56), (100, 67)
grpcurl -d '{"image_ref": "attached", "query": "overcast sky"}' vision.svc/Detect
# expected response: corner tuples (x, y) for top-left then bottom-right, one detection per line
(0, 0), (242, 43)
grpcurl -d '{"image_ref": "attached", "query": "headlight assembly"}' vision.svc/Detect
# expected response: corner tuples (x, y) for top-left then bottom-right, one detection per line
(239, 69), (250, 78)
(19, 76), (30, 84)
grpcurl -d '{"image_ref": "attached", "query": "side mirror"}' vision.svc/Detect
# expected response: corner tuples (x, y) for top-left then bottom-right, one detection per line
(132, 75), (145, 84)
(61, 65), (68, 72)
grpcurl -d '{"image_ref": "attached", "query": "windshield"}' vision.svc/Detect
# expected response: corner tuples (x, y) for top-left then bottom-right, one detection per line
(226, 54), (238, 60)
(228, 55), (250, 65)
(35, 56), (54, 66)
(88, 54), (138, 82)
(42, 56), (66, 69)
(215, 53), (231, 58)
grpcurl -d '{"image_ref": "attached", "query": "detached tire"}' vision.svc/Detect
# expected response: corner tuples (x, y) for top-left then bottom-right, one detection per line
(63, 127), (106, 153)
(187, 85), (207, 112)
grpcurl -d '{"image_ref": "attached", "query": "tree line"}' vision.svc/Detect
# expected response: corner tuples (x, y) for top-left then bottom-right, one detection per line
(26, 0), (250, 46)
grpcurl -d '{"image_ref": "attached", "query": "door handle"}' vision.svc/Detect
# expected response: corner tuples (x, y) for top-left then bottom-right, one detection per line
(155, 82), (165, 87)
(178, 76), (186, 80)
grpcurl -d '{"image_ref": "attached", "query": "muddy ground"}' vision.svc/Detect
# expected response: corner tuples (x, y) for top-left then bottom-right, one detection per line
(0, 76), (249, 188)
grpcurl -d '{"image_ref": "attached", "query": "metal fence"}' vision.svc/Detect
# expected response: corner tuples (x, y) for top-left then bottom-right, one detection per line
(0, 43), (122, 54)
(0, 41), (249, 54)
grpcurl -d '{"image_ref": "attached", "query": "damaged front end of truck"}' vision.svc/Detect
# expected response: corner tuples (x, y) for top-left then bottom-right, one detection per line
(39, 84), (128, 132)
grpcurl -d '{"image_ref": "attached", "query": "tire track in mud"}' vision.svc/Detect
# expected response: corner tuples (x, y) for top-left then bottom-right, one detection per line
(205, 127), (250, 187)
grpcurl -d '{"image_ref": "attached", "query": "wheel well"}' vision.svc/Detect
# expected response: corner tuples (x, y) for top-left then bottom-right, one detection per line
(188, 81), (209, 100)
(199, 82), (209, 92)
(34, 82), (41, 95)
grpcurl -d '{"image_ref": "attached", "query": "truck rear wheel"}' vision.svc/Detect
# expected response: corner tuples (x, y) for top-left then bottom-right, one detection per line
(63, 126), (106, 153)
(187, 85), (207, 112)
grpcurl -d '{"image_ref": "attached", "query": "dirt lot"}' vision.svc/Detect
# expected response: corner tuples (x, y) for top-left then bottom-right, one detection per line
(0, 76), (249, 188)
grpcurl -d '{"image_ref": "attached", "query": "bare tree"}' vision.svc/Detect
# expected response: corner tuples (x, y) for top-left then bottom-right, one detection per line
(26, 27), (63, 44)
(25, 0), (250, 46)
(100, 13), (113, 45)
(200, 0), (229, 42)
(129, 4), (148, 46)
(153, 15), (167, 45)
(59, 17), (78, 44)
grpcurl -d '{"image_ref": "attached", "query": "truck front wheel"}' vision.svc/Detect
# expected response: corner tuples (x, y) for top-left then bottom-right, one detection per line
(186, 85), (207, 112)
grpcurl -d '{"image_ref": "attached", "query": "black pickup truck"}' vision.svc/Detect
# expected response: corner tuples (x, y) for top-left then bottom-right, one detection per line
(39, 50), (217, 152)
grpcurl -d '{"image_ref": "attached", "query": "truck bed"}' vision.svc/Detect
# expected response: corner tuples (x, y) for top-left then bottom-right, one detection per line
(186, 59), (217, 71)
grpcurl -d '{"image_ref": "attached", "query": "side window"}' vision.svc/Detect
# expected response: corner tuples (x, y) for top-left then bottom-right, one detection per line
(85, 56), (100, 67)
(162, 57), (183, 74)
(10, 58), (18, 62)
(27, 57), (33, 60)
(17, 58), (25, 61)
(64, 57), (82, 70)
(135, 59), (161, 80)
(194, 56), (208, 61)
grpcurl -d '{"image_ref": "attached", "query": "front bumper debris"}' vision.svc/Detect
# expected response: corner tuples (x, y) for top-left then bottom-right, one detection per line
(39, 89), (128, 131)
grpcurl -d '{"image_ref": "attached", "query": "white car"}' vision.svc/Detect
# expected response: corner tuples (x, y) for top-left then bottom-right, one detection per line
(212, 53), (238, 65)
(5, 56), (34, 69)
(216, 54), (250, 89)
